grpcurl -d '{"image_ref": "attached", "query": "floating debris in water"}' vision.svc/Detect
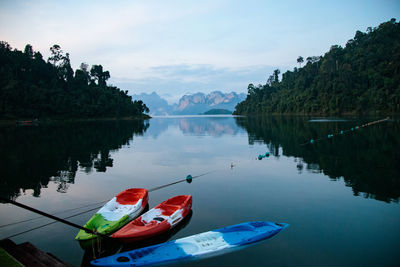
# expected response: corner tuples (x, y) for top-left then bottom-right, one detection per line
(258, 152), (270, 160)
(301, 117), (389, 146)
(308, 118), (350, 122)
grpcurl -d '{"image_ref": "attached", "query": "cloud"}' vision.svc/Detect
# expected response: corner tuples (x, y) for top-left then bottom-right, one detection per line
(0, 1), (223, 67)
(1, 0), (398, 103)
(110, 64), (279, 103)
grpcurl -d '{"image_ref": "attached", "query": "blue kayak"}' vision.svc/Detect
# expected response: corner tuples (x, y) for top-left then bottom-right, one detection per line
(91, 221), (289, 267)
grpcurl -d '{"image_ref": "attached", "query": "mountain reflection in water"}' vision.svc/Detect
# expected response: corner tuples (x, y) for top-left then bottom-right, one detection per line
(145, 116), (243, 138)
(1, 116), (399, 204)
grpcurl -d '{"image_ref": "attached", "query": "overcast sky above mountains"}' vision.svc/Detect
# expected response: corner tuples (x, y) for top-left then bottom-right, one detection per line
(1, 1), (398, 102)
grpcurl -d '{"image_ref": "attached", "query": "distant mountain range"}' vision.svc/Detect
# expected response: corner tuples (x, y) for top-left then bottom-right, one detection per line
(131, 92), (171, 116)
(131, 91), (246, 115)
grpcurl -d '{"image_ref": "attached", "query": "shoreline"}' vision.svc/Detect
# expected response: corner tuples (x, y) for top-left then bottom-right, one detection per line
(0, 115), (151, 126)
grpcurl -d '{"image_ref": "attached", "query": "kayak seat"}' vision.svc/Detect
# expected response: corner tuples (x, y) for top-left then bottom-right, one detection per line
(116, 256), (130, 262)
(153, 217), (165, 222)
(108, 204), (138, 215)
(160, 204), (180, 216)
(174, 241), (199, 254)
(131, 219), (145, 226)
(216, 224), (255, 233)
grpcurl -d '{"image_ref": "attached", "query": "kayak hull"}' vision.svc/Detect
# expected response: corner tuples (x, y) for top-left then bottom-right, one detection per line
(112, 195), (192, 243)
(92, 221), (289, 267)
(75, 188), (148, 241)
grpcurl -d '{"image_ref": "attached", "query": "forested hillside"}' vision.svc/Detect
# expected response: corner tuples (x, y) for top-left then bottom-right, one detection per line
(234, 19), (400, 115)
(0, 43), (149, 119)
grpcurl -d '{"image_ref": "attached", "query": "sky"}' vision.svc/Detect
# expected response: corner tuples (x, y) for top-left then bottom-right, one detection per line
(0, 0), (399, 103)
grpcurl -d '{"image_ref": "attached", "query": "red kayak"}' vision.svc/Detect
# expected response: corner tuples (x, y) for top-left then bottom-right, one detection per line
(112, 195), (192, 242)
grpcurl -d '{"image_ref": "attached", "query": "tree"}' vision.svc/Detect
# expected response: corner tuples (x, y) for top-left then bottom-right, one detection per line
(60, 53), (73, 82)
(233, 19), (400, 116)
(74, 62), (90, 85)
(80, 62), (89, 73)
(297, 56), (304, 67)
(24, 44), (34, 58)
(0, 41), (12, 51)
(48, 44), (63, 66)
(34, 51), (43, 61)
(135, 100), (149, 113)
(267, 75), (274, 86)
(247, 83), (256, 96)
(273, 69), (280, 84)
(0, 41), (150, 119)
(90, 65), (110, 87)
(306, 56), (321, 68)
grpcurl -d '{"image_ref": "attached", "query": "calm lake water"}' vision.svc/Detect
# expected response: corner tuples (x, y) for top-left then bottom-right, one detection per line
(0, 116), (399, 266)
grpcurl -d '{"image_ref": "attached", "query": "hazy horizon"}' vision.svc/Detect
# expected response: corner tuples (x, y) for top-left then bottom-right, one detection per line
(131, 89), (247, 105)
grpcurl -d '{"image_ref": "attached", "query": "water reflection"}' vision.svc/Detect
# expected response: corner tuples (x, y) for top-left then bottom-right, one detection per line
(146, 116), (243, 138)
(80, 210), (193, 266)
(0, 120), (149, 200)
(235, 116), (400, 203)
(178, 117), (241, 136)
(1, 115), (398, 205)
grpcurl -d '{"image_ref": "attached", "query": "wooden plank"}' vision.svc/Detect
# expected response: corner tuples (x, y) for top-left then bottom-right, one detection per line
(0, 239), (71, 267)
(19, 242), (69, 267)
(0, 247), (24, 267)
(0, 239), (47, 267)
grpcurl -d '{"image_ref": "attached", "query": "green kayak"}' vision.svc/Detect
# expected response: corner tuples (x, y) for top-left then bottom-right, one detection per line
(75, 188), (148, 241)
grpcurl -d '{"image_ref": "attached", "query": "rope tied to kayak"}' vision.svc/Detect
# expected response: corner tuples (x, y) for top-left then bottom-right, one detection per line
(300, 117), (390, 146)
(0, 171), (216, 238)
(0, 200), (108, 229)
(255, 117), (390, 159)
(147, 171), (216, 192)
(1, 202), (109, 239)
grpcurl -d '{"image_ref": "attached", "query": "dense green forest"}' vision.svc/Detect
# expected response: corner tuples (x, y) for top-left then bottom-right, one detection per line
(0, 42), (149, 119)
(234, 19), (400, 115)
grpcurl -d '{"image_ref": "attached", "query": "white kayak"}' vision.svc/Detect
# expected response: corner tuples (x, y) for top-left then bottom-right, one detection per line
(91, 221), (289, 266)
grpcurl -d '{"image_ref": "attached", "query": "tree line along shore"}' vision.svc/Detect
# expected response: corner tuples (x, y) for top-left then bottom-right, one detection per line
(0, 43), (149, 120)
(234, 19), (400, 116)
